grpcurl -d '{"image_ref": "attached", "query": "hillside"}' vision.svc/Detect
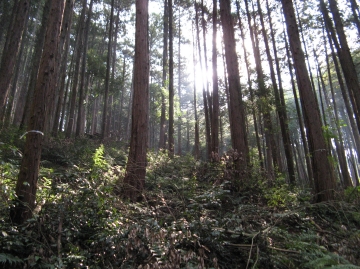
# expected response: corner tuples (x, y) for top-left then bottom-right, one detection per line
(0, 135), (360, 268)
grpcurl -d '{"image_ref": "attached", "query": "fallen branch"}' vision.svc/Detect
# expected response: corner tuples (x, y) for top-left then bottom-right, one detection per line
(246, 231), (260, 269)
(224, 243), (256, 248)
(268, 246), (299, 254)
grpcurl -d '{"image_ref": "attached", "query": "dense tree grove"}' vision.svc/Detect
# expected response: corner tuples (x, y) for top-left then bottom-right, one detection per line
(1, 0), (360, 265)
(1, 0), (360, 208)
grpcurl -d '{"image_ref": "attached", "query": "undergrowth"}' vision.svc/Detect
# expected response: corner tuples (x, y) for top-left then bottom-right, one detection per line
(0, 133), (359, 268)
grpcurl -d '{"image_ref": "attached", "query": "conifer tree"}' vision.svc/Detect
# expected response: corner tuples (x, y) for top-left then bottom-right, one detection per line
(11, 0), (65, 224)
(122, 0), (149, 201)
(281, 0), (336, 202)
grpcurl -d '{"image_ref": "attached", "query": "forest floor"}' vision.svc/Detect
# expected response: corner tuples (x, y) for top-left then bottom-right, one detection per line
(0, 132), (360, 268)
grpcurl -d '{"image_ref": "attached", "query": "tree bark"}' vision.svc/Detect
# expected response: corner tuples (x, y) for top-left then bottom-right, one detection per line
(4, 14), (29, 127)
(65, 0), (87, 138)
(245, 0), (276, 178)
(220, 0), (248, 171)
(52, 0), (74, 136)
(11, 0), (65, 224)
(76, 0), (93, 137)
(281, 0), (336, 202)
(109, 10), (120, 139)
(20, 0), (51, 130)
(321, 40), (353, 187)
(101, 0), (115, 141)
(321, 20), (360, 154)
(118, 57), (127, 139)
(235, 0), (262, 168)
(192, 23), (200, 159)
(177, 8), (182, 155)
(261, 0), (296, 184)
(284, 33), (312, 186)
(0, 0), (13, 47)
(349, 0), (360, 37)
(211, 0), (219, 160)
(322, 0), (360, 132)
(122, 0), (149, 202)
(194, 1), (210, 159)
(159, 0), (168, 150)
(200, 0), (212, 159)
(0, 0), (30, 122)
(168, 0), (174, 157)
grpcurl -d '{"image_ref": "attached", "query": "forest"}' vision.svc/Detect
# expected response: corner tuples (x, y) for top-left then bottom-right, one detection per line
(1, 0), (360, 267)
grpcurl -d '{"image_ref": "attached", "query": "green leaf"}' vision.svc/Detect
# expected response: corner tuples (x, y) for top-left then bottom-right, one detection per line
(0, 253), (23, 265)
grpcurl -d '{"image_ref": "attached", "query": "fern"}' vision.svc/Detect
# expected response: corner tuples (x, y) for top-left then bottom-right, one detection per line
(0, 253), (23, 266)
(304, 253), (359, 269)
(92, 144), (108, 170)
(331, 264), (360, 269)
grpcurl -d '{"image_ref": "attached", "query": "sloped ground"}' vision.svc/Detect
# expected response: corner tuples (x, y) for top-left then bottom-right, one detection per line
(0, 137), (360, 268)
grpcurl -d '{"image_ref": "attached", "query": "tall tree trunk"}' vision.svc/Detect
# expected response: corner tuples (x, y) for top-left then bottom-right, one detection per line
(109, 10), (120, 139)
(168, 0), (174, 157)
(11, 0), (65, 224)
(294, 0), (317, 99)
(177, 9), (182, 155)
(284, 34), (312, 185)
(59, 71), (72, 133)
(211, 0), (219, 160)
(314, 56), (328, 127)
(341, 107), (360, 183)
(65, 0), (87, 138)
(235, 0), (262, 168)
(294, 138), (308, 187)
(76, 0), (93, 137)
(102, 0), (115, 141)
(245, 0), (276, 178)
(268, 0), (294, 178)
(194, 2), (210, 159)
(52, 0), (74, 136)
(186, 110), (190, 152)
(20, 0), (51, 130)
(122, 0), (149, 202)
(91, 95), (99, 135)
(13, 67), (30, 126)
(349, 0), (360, 36)
(261, 0), (296, 183)
(0, 0), (30, 121)
(321, 40), (353, 187)
(321, 0), (360, 130)
(0, 0), (13, 47)
(200, 0), (212, 159)
(220, 0), (248, 171)
(126, 78), (133, 141)
(118, 57), (127, 140)
(1, 0), (19, 64)
(4, 14), (29, 127)
(281, 0), (336, 202)
(159, 0), (168, 150)
(192, 23), (200, 159)
(322, 20), (360, 153)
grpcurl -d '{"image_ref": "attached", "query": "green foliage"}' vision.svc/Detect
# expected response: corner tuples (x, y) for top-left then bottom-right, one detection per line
(268, 225), (360, 269)
(262, 176), (300, 208)
(344, 186), (360, 204)
(304, 254), (360, 269)
(0, 161), (18, 201)
(322, 125), (337, 141)
(87, 48), (106, 79)
(91, 144), (109, 173)
(0, 253), (23, 266)
(0, 136), (359, 268)
(0, 140), (20, 208)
